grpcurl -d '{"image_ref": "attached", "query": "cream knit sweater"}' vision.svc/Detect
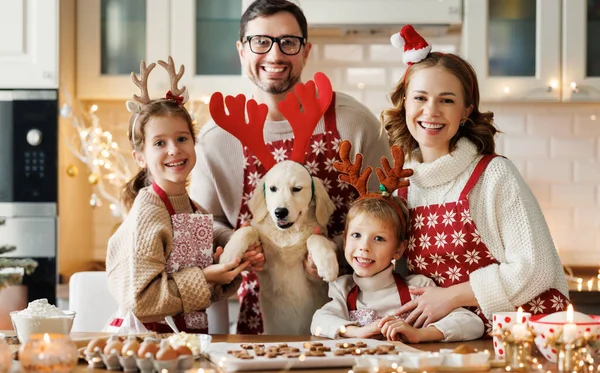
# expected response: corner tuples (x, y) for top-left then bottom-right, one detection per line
(405, 138), (569, 321)
(106, 187), (240, 323)
(190, 92), (392, 248)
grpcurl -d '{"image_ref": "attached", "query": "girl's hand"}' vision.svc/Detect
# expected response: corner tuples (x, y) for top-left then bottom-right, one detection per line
(203, 258), (250, 285)
(379, 317), (422, 343)
(395, 286), (457, 328)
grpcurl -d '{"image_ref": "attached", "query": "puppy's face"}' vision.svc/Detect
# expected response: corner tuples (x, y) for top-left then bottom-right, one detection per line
(263, 161), (314, 230)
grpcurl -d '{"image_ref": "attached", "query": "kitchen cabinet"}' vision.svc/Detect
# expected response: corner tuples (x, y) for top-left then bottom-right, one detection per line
(77, 0), (245, 100)
(463, 0), (600, 102)
(171, 0), (249, 98)
(0, 0), (59, 89)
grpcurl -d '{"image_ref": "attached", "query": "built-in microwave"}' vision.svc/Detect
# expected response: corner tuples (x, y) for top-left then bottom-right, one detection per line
(0, 90), (58, 304)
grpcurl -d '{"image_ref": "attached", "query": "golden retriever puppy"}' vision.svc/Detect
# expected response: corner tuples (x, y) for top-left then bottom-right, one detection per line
(221, 160), (339, 335)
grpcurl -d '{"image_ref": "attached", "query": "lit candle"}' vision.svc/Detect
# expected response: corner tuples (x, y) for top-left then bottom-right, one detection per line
(511, 307), (527, 340)
(588, 279), (594, 292)
(562, 304), (577, 343)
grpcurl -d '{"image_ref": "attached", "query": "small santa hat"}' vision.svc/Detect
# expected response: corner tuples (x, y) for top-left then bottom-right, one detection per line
(390, 25), (432, 65)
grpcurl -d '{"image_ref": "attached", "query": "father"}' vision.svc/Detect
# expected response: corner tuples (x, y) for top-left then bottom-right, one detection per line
(190, 0), (391, 334)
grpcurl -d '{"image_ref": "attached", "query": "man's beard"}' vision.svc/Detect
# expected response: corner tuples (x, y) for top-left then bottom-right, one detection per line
(250, 68), (302, 95)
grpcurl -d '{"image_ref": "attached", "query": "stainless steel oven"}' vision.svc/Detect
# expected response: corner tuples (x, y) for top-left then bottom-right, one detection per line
(0, 90), (58, 304)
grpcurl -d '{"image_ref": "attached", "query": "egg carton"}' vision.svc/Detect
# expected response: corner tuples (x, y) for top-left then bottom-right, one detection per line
(82, 348), (193, 373)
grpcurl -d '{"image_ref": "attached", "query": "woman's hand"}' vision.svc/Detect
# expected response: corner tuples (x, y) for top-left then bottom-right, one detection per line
(203, 256), (250, 285)
(395, 286), (458, 328)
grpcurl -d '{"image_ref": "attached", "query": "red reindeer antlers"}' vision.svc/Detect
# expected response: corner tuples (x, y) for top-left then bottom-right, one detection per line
(279, 72), (332, 163)
(333, 140), (413, 198)
(209, 73), (333, 171)
(209, 93), (275, 170)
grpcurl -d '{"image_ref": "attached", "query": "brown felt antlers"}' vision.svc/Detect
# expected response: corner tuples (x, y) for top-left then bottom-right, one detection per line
(334, 140), (412, 198)
(209, 72), (333, 171)
(126, 56), (188, 114)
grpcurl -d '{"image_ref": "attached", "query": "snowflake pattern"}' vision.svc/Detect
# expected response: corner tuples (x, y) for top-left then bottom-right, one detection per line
(305, 160), (320, 175)
(528, 298), (547, 314)
(434, 232), (447, 248)
(324, 157), (337, 173)
(451, 230), (467, 247)
(311, 139), (327, 155)
(331, 195), (344, 209)
(405, 156), (569, 329)
(442, 210), (456, 226)
(272, 147), (288, 162)
(247, 171), (261, 187)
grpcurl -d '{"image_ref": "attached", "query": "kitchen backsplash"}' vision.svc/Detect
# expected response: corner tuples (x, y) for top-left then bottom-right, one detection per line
(87, 37), (600, 267)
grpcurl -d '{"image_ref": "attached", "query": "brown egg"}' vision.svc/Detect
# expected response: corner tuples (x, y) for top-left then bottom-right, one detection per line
(121, 336), (140, 357)
(137, 338), (160, 358)
(85, 337), (107, 353)
(155, 340), (178, 361)
(173, 344), (193, 356)
(103, 336), (123, 355)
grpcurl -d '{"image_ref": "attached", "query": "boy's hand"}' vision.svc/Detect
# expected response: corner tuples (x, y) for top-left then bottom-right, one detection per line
(341, 320), (383, 339)
(203, 258), (250, 285)
(379, 315), (422, 343)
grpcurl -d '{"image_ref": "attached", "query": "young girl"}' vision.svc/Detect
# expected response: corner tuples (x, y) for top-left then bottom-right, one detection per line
(106, 58), (261, 333)
(310, 141), (484, 342)
(384, 25), (569, 332)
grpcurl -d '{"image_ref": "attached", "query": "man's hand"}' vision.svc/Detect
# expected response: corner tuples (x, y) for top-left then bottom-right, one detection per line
(203, 257), (250, 285)
(304, 226), (324, 281)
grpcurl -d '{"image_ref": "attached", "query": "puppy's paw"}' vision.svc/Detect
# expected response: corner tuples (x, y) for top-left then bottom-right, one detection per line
(306, 234), (339, 282)
(220, 226), (260, 264)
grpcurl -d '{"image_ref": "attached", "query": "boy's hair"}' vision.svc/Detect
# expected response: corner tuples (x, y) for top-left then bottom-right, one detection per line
(240, 0), (308, 40)
(382, 52), (498, 160)
(121, 99), (195, 212)
(345, 197), (409, 244)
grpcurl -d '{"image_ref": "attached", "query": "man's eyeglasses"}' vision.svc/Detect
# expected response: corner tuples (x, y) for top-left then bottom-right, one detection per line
(243, 35), (306, 56)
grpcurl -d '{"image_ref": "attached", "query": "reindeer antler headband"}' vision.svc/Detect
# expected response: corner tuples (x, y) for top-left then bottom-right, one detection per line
(209, 72), (333, 171)
(126, 56), (190, 142)
(333, 140), (413, 233)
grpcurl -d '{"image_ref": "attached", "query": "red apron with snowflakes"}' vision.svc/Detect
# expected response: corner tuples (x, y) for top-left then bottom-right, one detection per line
(404, 155), (569, 334)
(110, 182), (214, 333)
(346, 273), (412, 326)
(235, 93), (353, 334)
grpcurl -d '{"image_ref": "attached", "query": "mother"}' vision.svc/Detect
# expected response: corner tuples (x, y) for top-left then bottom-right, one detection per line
(383, 26), (569, 332)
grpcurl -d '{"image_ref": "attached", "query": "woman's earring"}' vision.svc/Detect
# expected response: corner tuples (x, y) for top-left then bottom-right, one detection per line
(460, 118), (466, 127)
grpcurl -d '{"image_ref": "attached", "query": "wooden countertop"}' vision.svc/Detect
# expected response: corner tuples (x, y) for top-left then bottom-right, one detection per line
(2, 331), (565, 373)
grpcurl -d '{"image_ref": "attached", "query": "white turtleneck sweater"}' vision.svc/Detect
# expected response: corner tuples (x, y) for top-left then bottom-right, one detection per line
(405, 138), (569, 321)
(311, 265), (484, 341)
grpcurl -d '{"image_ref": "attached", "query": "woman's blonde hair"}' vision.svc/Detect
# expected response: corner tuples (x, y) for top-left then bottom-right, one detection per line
(121, 99), (196, 212)
(345, 197), (409, 243)
(382, 52), (498, 160)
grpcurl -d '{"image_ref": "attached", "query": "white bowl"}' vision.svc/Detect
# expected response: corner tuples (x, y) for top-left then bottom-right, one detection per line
(528, 313), (600, 363)
(10, 310), (76, 343)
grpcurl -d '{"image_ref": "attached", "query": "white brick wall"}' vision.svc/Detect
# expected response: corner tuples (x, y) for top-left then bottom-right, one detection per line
(87, 38), (600, 267)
